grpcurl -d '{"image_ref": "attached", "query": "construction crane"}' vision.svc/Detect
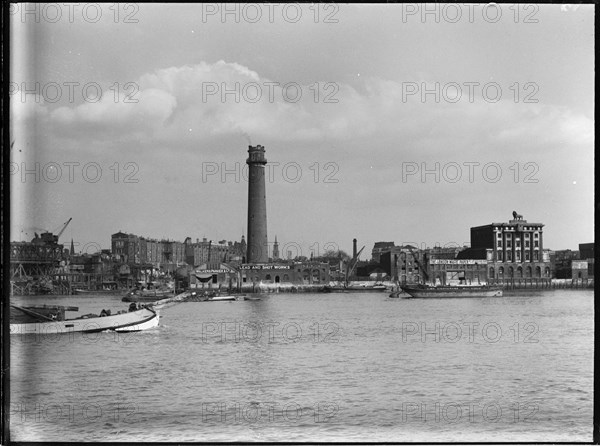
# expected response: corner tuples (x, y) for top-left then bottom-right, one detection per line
(55, 218), (72, 242)
(35, 218), (72, 244)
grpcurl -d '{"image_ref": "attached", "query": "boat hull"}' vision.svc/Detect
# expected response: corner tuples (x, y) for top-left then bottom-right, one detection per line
(321, 286), (387, 293)
(401, 286), (503, 298)
(10, 308), (159, 335)
(122, 291), (174, 302)
(73, 289), (120, 295)
(207, 295), (238, 301)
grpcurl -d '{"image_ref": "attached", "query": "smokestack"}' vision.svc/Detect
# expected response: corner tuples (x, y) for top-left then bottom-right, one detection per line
(353, 238), (357, 259)
(246, 145), (268, 263)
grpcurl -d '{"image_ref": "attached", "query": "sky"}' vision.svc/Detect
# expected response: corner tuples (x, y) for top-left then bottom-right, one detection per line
(10, 3), (594, 257)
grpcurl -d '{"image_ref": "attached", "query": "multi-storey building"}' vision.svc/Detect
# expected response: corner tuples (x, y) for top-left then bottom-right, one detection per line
(551, 249), (579, 279)
(112, 232), (183, 268)
(372, 241), (395, 263)
(471, 216), (544, 264)
(458, 213), (551, 282)
(422, 246), (485, 285)
(579, 243), (594, 260)
(184, 238), (232, 268)
(111, 232), (140, 264)
(379, 245), (426, 284)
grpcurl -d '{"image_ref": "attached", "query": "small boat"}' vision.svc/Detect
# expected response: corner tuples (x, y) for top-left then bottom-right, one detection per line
(150, 291), (193, 309)
(73, 288), (121, 295)
(243, 296), (261, 301)
(122, 289), (174, 302)
(401, 284), (503, 299)
(10, 304), (159, 335)
(138, 289), (173, 298)
(321, 284), (387, 293)
(207, 295), (238, 301)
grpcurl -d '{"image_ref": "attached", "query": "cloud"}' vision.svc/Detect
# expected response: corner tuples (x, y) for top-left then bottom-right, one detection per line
(50, 87), (177, 136)
(10, 95), (48, 124)
(11, 60), (592, 166)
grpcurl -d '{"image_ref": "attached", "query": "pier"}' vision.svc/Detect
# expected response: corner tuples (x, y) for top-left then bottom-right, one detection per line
(488, 278), (594, 290)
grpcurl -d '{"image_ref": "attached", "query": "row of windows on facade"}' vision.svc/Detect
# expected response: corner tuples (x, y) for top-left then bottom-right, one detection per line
(489, 265), (550, 278)
(496, 240), (540, 248)
(243, 273), (314, 282)
(430, 263), (485, 270)
(496, 231), (539, 242)
(497, 231), (540, 236)
(113, 241), (236, 265)
(496, 250), (540, 262)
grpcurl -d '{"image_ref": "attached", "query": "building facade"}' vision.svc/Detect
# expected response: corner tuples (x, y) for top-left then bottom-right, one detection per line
(184, 237), (245, 268)
(379, 245), (426, 284)
(461, 214), (551, 283)
(579, 243), (594, 260)
(111, 232), (140, 264)
(372, 241), (395, 263)
(240, 261), (330, 285)
(428, 258), (489, 285)
(112, 232), (191, 269)
(471, 216), (544, 264)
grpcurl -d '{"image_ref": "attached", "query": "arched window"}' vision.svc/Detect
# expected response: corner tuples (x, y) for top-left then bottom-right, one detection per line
(508, 266), (514, 277)
(275, 275), (280, 283)
(265, 274), (271, 281)
(312, 269), (321, 283)
(544, 267), (550, 277)
(283, 274), (289, 282)
(535, 266), (541, 278)
(489, 267), (495, 278)
(498, 266), (504, 277)
(517, 266), (523, 278)
(526, 266), (532, 278)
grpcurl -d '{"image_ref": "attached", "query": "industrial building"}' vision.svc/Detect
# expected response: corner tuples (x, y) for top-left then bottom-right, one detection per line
(457, 213), (551, 284)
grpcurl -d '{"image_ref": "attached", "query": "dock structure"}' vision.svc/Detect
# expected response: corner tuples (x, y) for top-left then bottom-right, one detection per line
(10, 238), (136, 295)
(10, 240), (70, 295)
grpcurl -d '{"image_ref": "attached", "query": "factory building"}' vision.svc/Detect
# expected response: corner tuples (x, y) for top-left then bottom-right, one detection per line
(457, 212), (551, 284)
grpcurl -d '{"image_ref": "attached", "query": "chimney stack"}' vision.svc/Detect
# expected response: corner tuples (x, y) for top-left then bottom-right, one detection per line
(246, 145), (268, 263)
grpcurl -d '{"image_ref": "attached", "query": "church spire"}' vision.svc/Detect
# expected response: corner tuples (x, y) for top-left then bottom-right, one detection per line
(273, 235), (279, 260)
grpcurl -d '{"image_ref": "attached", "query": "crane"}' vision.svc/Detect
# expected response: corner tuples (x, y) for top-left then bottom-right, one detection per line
(36, 218), (72, 244)
(55, 218), (72, 242)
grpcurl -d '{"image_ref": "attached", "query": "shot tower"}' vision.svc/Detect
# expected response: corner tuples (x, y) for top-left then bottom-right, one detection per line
(246, 145), (268, 263)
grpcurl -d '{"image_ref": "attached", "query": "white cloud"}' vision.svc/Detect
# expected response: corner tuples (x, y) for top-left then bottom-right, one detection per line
(50, 87), (177, 135)
(35, 60), (593, 165)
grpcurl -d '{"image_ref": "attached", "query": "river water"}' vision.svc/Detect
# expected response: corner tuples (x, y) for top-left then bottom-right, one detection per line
(9, 289), (593, 442)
